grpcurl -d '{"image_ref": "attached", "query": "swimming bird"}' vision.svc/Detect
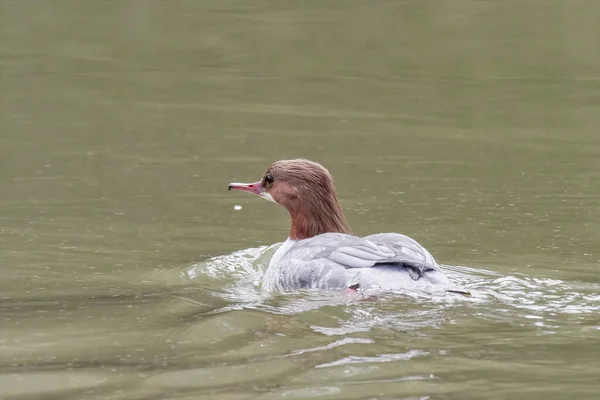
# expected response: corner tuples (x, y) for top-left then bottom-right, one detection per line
(228, 159), (465, 295)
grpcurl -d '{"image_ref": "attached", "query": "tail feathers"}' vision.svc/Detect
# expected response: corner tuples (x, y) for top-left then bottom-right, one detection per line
(446, 289), (471, 297)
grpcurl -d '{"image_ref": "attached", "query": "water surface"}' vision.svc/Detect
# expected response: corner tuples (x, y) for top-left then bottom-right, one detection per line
(1, 1), (599, 399)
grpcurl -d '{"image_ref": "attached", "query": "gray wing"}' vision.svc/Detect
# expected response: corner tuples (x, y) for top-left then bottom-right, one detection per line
(364, 232), (440, 278)
(271, 233), (439, 290)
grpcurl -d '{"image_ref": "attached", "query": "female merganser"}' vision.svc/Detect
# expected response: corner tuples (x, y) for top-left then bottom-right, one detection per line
(228, 159), (465, 294)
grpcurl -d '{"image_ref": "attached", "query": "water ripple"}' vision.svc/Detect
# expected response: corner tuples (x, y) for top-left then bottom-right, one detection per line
(183, 244), (600, 338)
(315, 349), (428, 369)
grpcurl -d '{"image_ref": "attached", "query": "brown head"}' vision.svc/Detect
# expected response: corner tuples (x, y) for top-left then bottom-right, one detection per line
(228, 159), (353, 240)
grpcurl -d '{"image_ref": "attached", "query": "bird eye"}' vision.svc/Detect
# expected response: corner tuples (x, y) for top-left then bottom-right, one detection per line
(264, 174), (274, 185)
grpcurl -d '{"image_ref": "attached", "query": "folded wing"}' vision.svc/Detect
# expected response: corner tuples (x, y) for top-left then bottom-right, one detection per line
(272, 233), (440, 290)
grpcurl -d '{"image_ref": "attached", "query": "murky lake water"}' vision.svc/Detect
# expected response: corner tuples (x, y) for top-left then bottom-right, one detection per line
(1, 1), (599, 399)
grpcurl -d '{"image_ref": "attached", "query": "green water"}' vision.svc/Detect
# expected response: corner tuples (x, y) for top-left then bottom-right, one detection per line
(1, 1), (599, 399)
